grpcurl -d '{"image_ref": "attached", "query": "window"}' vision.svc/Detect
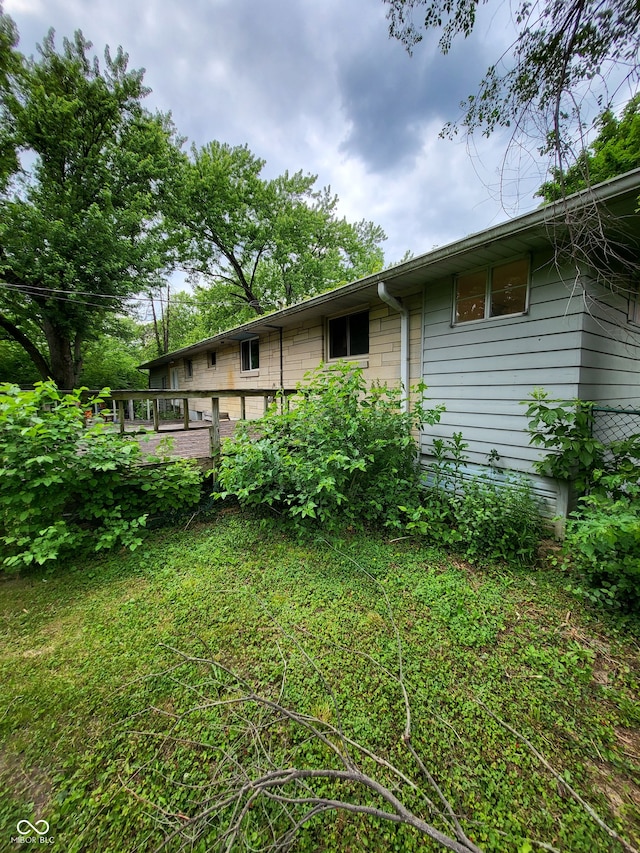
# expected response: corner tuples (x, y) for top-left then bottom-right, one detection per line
(328, 310), (369, 359)
(241, 337), (259, 371)
(455, 258), (529, 324)
(208, 350), (217, 368)
(185, 359), (193, 379)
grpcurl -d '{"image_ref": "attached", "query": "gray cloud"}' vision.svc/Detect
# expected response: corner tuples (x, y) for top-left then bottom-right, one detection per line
(336, 20), (507, 172)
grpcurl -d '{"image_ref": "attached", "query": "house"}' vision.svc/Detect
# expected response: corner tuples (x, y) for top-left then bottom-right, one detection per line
(139, 169), (640, 520)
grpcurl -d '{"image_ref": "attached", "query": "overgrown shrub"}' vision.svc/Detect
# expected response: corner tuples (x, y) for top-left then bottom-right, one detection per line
(455, 475), (543, 565)
(564, 488), (640, 611)
(216, 362), (444, 530)
(525, 389), (640, 609)
(0, 382), (203, 570)
(525, 390), (605, 494)
(402, 432), (542, 567)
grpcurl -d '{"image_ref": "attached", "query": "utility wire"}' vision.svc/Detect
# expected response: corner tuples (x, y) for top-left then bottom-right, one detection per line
(0, 281), (171, 303)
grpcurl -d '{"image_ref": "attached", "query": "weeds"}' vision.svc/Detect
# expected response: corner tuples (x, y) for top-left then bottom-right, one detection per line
(0, 516), (638, 851)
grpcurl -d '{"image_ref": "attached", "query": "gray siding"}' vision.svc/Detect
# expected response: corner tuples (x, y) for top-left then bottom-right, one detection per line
(577, 280), (640, 407)
(420, 251), (588, 517)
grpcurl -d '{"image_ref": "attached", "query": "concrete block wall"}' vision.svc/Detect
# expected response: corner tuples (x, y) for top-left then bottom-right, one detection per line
(159, 290), (424, 421)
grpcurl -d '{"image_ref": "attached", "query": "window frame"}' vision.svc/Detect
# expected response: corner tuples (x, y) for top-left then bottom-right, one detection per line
(453, 256), (531, 326)
(240, 337), (260, 372)
(185, 358), (193, 379)
(208, 350), (217, 368)
(326, 308), (370, 361)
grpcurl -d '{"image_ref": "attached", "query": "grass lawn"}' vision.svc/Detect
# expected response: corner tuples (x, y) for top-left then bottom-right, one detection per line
(0, 511), (639, 852)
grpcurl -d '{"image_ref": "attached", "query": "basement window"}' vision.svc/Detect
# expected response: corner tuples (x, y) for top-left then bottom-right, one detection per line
(328, 310), (369, 359)
(241, 337), (260, 371)
(454, 258), (529, 324)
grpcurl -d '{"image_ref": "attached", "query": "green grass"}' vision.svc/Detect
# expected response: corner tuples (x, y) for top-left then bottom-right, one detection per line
(0, 511), (639, 852)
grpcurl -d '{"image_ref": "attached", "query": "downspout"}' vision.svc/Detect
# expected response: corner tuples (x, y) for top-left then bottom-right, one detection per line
(377, 281), (410, 411)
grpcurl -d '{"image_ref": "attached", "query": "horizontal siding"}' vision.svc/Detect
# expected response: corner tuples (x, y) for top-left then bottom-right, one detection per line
(578, 293), (640, 405)
(420, 460), (567, 522)
(420, 251), (584, 515)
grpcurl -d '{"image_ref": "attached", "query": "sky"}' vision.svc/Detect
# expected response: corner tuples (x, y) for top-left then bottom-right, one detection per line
(4, 0), (558, 266)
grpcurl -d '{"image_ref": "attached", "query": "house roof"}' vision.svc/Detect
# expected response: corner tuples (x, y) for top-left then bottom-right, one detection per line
(139, 168), (640, 370)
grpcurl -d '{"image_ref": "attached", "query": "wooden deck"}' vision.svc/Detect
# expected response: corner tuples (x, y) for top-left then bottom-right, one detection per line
(127, 420), (239, 461)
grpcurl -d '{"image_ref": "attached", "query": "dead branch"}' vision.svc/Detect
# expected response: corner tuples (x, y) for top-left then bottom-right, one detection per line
(124, 543), (638, 853)
(145, 646), (483, 853)
(476, 699), (640, 853)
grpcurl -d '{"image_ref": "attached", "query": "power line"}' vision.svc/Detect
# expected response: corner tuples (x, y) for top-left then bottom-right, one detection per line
(0, 281), (170, 303)
(0, 281), (173, 312)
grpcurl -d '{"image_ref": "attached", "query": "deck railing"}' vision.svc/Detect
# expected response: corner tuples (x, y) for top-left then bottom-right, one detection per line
(87, 388), (297, 458)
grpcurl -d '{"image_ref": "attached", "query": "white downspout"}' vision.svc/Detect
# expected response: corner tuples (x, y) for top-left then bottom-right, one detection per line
(377, 281), (409, 411)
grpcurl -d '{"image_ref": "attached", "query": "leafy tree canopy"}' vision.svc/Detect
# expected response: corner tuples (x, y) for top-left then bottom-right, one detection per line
(537, 94), (640, 201)
(172, 141), (386, 317)
(0, 16), (184, 388)
(79, 317), (147, 389)
(139, 286), (211, 360)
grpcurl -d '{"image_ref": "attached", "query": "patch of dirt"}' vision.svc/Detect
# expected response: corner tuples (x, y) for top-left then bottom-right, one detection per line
(616, 726), (640, 763)
(587, 755), (640, 847)
(0, 747), (52, 814)
(21, 646), (56, 659)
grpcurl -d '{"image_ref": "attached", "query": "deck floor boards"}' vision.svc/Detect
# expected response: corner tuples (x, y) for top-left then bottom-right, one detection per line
(125, 420), (238, 460)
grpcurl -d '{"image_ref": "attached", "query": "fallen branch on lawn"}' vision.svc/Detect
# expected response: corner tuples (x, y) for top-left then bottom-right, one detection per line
(477, 699), (639, 853)
(148, 645), (483, 853)
(125, 541), (638, 853)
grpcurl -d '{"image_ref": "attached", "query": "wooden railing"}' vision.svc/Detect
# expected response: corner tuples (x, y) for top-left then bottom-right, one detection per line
(88, 388), (297, 458)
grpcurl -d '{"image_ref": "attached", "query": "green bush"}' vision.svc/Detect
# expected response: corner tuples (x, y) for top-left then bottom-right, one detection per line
(525, 390), (605, 494)
(216, 362), (444, 530)
(402, 475), (542, 567)
(563, 483), (640, 611)
(0, 382), (203, 570)
(525, 389), (640, 609)
(455, 474), (543, 566)
(401, 432), (542, 566)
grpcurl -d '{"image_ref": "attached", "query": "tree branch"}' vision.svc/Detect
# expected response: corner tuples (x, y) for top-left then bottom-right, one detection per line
(0, 311), (51, 379)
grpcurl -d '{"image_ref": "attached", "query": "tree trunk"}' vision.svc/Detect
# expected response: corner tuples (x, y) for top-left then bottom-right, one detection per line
(42, 318), (81, 388)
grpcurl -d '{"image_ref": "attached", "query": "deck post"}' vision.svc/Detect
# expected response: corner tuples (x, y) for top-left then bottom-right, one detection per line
(182, 399), (189, 431)
(240, 395), (246, 420)
(128, 399), (135, 423)
(209, 397), (221, 461)
(117, 400), (125, 434)
(152, 399), (159, 432)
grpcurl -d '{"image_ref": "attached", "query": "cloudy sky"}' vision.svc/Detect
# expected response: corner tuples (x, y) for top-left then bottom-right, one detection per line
(5, 0), (553, 265)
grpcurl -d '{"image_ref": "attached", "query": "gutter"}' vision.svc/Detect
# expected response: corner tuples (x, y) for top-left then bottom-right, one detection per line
(138, 168), (640, 370)
(377, 281), (410, 411)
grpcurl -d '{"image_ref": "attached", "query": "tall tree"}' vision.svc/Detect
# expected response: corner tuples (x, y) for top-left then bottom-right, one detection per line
(141, 285), (208, 359)
(0, 1), (22, 188)
(538, 94), (640, 201)
(173, 141), (386, 317)
(0, 22), (183, 388)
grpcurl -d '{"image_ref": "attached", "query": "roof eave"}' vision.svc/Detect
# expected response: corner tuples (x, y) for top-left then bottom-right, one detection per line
(138, 168), (640, 370)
